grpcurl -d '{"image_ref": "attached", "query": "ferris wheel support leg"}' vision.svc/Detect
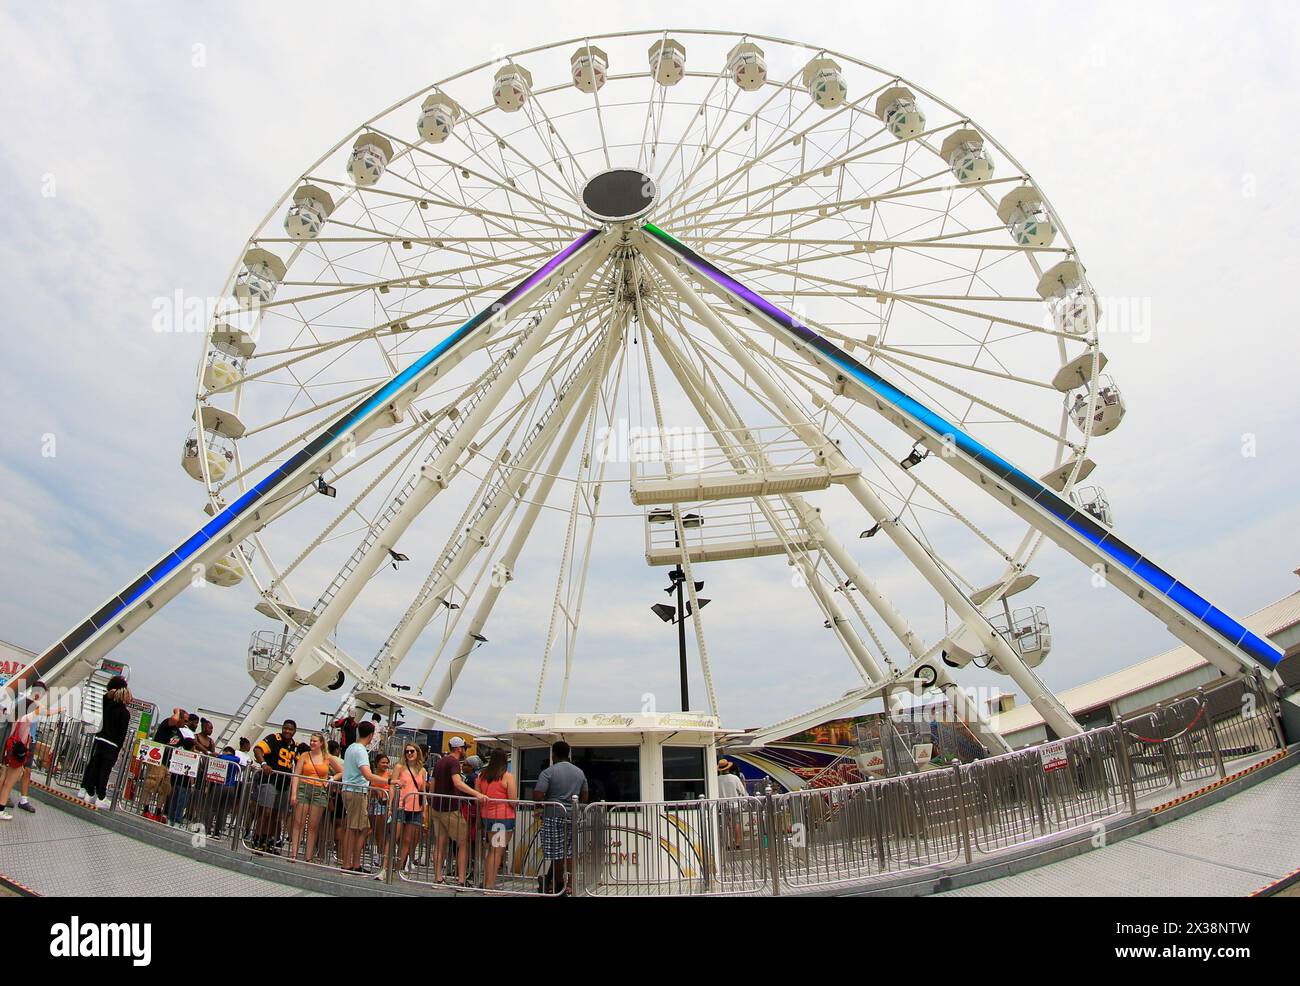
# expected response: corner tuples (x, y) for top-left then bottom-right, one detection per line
(426, 368), (606, 711)
(375, 321), (618, 695)
(645, 244), (1084, 739)
(811, 524), (1011, 753)
(232, 240), (614, 744)
(644, 300), (1010, 753)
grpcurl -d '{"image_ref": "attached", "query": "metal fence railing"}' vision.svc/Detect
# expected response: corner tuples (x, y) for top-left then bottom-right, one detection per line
(20, 671), (1287, 896)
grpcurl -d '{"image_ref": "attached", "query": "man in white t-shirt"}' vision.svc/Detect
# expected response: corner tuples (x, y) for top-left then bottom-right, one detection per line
(716, 759), (748, 849)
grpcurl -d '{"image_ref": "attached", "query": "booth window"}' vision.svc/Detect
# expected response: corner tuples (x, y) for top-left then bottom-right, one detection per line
(663, 746), (706, 802)
(518, 745), (640, 804)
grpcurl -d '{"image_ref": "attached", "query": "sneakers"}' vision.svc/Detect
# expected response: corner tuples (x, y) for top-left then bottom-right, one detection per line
(0, 810), (12, 821)
(18, 800), (35, 813)
(77, 789), (92, 803)
(94, 798), (111, 810)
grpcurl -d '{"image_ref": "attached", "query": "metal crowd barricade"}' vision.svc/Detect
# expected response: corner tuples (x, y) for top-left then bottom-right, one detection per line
(580, 796), (750, 897)
(112, 746), (250, 840)
(394, 788), (566, 895)
(23, 668), (1286, 897)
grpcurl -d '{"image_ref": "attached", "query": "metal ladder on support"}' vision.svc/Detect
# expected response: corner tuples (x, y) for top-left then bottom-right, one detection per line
(336, 325), (609, 710)
(215, 325), (540, 747)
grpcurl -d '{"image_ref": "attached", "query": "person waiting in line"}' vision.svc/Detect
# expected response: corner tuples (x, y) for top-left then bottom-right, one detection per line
(77, 675), (132, 808)
(367, 753), (392, 879)
(193, 717), (216, 756)
(340, 721), (384, 874)
(334, 711), (358, 750)
(165, 733), (199, 826)
(251, 719), (298, 853)
(461, 753), (485, 878)
(476, 749), (518, 891)
(206, 745), (243, 840)
(288, 732), (340, 863)
(532, 740), (588, 895)
(716, 758), (747, 850)
(391, 743), (427, 875)
(0, 681), (50, 821)
(327, 739), (346, 856)
(429, 737), (489, 886)
(141, 707), (186, 821)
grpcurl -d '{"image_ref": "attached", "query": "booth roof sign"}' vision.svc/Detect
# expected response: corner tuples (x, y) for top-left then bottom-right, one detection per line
(511, 712), (722, 732)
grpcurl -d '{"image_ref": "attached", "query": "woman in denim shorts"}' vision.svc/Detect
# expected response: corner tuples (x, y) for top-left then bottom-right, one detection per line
(391, 743), (428, 874)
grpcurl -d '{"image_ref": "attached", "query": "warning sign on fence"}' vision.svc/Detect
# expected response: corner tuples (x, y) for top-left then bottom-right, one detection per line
(168, 749), (202, 777)
(1040, 741), (1069, 773)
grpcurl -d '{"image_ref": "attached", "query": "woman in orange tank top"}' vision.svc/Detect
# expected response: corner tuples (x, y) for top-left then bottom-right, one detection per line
(289, 733), (340, 862)
(475, 749), (518, 891)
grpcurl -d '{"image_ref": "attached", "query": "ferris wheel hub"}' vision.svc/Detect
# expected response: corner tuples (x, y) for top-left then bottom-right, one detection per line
(581, 167), (657, 225)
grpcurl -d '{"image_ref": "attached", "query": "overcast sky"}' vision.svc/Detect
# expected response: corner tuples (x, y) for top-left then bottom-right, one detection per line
(1, 1), (1297, 734)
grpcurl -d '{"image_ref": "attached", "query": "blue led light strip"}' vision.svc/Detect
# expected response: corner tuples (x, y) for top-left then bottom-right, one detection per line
(34, 229), (602, 677)
(644, 222), (1281, 669)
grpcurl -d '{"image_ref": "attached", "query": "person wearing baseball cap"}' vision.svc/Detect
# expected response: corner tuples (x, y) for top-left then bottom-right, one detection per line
(429, 736), (487, 885)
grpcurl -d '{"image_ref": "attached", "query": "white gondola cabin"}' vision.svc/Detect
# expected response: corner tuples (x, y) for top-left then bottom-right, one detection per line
(347, 133), (393, 187)
(726, 42), (766, 92)
(802, 57), (847, 109)
(997, 185), (1056, 248)
(570, 45), (608, 93)
(989, 604), (1052, 669)
(181, 427), (234, 483)
(417, 93), (461, 143)
(493, 64), (533, 112)
(875, 86), (926, 139)
(283, 184), (335, 240)
(1069, 374), (1126, 436)
(233, 248), (285, 308)
(1071, 485), (1114, 527)
(940, 128), (994, 183)
(648, 38), (686, 86)
(202, 325), (256, 393)
(1037, 259), (1102, 336)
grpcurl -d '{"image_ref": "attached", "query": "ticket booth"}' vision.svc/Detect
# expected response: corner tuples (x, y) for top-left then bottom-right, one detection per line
(504, 712), (730, 894)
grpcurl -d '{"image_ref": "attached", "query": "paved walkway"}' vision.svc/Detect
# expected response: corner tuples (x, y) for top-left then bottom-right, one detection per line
(0, 804), (320, 897)
(939, 764), (1300, 897)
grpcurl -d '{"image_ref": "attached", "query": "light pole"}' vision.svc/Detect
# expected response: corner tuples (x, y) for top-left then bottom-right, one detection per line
(651, 564), (709, 711)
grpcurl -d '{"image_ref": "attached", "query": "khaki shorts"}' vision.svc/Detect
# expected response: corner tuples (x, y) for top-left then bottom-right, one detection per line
(342, 791), (369, 830)
(430, 809), (468, 843)
(142, 762), (172, 802)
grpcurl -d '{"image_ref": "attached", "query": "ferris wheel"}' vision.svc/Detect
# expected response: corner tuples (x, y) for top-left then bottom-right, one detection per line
(26, 30), (1282, 751)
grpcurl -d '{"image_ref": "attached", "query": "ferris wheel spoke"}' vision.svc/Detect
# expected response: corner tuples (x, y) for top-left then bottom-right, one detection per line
(369, 124), (588, 227)
(659, 63), (809, 216)
(647, 69), (731, 200)
(660, 82), (891, 222)
(304, 175), (584, 237)
(669, 129), (951, 233)
(449, 103), (586, 209)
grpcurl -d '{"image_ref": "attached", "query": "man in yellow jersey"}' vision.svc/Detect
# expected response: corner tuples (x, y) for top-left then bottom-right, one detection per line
(252, 719), (298, 853)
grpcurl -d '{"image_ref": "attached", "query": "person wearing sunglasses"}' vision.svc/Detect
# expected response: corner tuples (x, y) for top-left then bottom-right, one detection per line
(391, 743), (427, 875)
